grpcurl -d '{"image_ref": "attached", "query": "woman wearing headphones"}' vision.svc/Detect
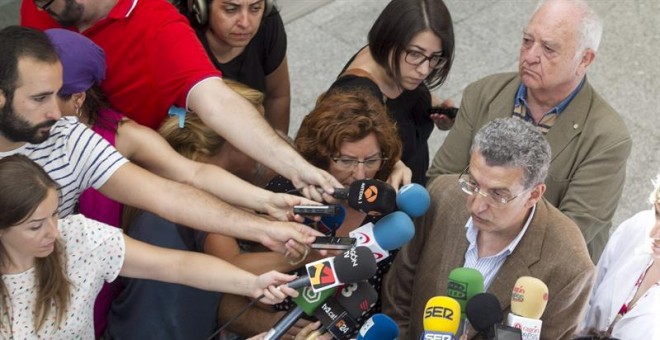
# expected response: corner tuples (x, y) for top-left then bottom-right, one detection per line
(190, 0), (291, 133)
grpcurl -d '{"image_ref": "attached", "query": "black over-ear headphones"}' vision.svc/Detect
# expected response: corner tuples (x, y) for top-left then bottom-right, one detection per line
(187, 0), (274, 27)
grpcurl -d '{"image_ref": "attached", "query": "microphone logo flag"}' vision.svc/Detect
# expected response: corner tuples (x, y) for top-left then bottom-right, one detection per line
(364, 185), (378, 203)
(447, 280), (468, 300)
(306, 258), (340, 292)
(301, 286), (323, 303)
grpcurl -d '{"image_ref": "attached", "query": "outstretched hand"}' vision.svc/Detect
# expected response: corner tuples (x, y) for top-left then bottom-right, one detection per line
(264, 193), (322, 222)
(387, 160), (412, 191)
(430, 98), (457, 130)
(259, 221), (323, 254)
(253, 270), (300, 304)
(290, 164), (341, 203)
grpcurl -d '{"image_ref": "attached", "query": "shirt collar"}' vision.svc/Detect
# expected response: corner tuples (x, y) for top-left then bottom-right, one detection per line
(465, 204), (537, 257)
(515, 77), (586, 116)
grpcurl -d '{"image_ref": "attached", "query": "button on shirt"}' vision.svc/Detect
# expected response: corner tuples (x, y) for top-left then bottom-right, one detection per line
(463, 204), (537, 290)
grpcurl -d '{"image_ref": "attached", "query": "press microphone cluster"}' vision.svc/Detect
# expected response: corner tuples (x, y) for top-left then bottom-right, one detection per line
(447, 267), (484, 330)
(506, 276), (548, 340)
(396, 183), (431, 218)
(264, 287), (336, 340)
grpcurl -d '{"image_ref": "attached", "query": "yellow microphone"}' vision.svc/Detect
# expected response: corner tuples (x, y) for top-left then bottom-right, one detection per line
(422, 296), (461, 339)
(507, 276), (549, 340)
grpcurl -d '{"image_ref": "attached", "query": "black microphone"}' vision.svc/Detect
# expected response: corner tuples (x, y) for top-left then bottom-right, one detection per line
(332, 179), (397, 216)
(466, 293), (522, 340)
(314, 281), (379, 339)
(286, 246), (377, 292)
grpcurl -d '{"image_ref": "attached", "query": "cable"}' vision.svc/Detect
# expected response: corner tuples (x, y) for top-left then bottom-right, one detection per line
(205, 294), (265, 340)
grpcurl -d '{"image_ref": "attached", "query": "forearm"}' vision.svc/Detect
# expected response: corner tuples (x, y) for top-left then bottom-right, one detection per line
(190, 163), (273, 214)
(100, 163), (270, 242)
(188, 78), (304, 180)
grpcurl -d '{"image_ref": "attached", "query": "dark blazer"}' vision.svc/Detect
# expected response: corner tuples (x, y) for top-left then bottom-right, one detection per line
(427, 73), (632, 262)
(382, 175), (595, 340)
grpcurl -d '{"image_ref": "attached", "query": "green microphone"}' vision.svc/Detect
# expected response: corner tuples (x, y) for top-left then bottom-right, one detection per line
(446, 267), (484, 322)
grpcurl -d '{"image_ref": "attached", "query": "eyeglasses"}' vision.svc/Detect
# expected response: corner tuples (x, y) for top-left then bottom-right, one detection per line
(331, 156), (387, 171)
(458, 166), (529, 206)
(35, 0), (56, 11)
(404, 50), (448, 70)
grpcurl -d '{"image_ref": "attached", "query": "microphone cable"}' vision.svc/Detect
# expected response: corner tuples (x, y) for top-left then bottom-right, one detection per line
(205, 293), (264, 340)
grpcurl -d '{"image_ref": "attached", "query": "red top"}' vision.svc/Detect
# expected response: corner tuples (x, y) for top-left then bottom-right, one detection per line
(21, 0), (222, 129)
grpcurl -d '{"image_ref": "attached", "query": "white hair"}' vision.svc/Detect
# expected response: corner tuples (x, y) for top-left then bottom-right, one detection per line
(534, 0), (603, 52)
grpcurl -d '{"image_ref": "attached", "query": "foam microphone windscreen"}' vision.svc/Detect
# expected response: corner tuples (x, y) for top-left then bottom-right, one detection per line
(466, 293), (503, 336)
(345, 179), (397, 215)
(293, 286), (337, 316)
(357, 313), (399, 340)
(335, 281), (378, 319)
(423, 296), (462, 335)
(396, 183), (431, 218)
(447, 267), (485, 320)
(511, 276), (549, 319)
(333, 246), (378, 284)
(373, 211), (415, 250)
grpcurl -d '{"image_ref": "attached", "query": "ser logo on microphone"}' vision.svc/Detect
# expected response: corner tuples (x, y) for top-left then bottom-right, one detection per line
(424, 306), (455, 321)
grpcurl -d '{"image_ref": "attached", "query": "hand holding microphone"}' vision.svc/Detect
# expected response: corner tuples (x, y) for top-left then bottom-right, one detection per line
(506, 276), (548, 340)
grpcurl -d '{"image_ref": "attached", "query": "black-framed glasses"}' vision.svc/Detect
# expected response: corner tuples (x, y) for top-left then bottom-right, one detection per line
(35, 0), (56, 11)
(404, 49), (448, 70)
(457, 166), (529, 206)
(331, 156), (388, 171)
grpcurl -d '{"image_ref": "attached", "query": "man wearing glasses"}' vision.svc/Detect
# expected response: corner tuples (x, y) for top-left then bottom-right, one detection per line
(427, 0), (631, 263)
(382, 118), (594, 340)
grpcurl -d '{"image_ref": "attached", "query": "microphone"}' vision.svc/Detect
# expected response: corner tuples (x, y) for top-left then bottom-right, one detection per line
(332, 179), (397, 215)
(396, 183), (431, 218)
(447, 267), (484, 329)
(314, 281), (378, 339)
(349, 211), (415, 262)
(466, 293), (522, 340)
(264, 286), (336, 340)
(421, 296), (461, 340)
(357, 313), (399, 340)
(506, 276), (548, 340)
(317, 205), (346, 236)
(286, 246), (377, 292)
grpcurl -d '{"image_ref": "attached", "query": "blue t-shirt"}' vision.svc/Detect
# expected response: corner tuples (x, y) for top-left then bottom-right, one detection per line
(106, 212), (222, 340)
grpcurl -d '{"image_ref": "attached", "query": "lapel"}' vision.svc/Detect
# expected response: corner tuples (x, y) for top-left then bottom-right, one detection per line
(487, 201), (548, 313)
(543, 80), (591, 162)
(486, 78), (518, 121)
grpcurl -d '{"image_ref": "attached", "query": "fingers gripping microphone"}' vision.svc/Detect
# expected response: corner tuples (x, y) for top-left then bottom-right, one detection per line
(396, 183), (431, 218)
(447, 268), (485, 325)
(506, 276), (549, 340)
(349, 211), (415, 262)
(314, 281), (378, 339)
(286, 246), (377, 292)
(264, 287), (336, 340)
(466, 293), (522, 340)
(357, 313), (399, 340)
(422, 296), (461, 339)
(332, 179), (397, 215)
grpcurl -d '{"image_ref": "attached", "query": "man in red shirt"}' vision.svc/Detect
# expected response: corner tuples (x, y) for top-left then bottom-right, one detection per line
(22, 0), (340, 200)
